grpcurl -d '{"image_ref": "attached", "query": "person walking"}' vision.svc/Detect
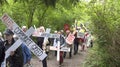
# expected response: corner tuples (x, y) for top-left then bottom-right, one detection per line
(4, 29), (24, 67)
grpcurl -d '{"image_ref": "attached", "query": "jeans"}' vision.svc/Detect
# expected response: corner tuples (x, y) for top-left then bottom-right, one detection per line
(63, 47), (72, 58)
(42, 58), (47, 67)
(74, 42), (79, 55)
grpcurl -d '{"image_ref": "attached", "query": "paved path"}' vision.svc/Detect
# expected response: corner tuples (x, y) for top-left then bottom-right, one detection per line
(31, 49), (88, 67)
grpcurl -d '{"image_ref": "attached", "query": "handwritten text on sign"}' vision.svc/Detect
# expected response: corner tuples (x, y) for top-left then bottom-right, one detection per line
(1, 14), (47, 60)
(41, 33), (60, 38)
(65, 33), (75, 45)
(77, 32), (84, 38)
(50, 46), (70, 52)
(14, 27), (43, 56)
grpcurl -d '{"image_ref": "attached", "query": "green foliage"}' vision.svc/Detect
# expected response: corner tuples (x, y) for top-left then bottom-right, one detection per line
(1, 0), (120, 66)
(84, 0), (120, 67)
(42, 0), (57, 7)
(0, 0), (86, 31)
(84, 42), (110, 67)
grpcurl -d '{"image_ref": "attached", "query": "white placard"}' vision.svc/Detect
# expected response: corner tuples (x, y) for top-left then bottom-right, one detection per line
(50, 46), (70, 52)
(1, 13), (47, 61)
(33, 32), (60, 38)
(77, 32), (84, 38)
(41, 33), (60, 38)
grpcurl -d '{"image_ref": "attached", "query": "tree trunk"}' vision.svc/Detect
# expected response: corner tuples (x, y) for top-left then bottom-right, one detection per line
(27, 8), (36, 28)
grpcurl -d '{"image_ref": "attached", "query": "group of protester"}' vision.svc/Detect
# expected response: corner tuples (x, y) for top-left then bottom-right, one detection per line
(0, 24), (93, 67)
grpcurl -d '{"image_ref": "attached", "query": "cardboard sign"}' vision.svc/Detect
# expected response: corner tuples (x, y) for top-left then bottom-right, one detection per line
(50, 46), (70, 52)
(32, 29), (60, 38)
(41, 33), (60, 38)
(77, 32), (84, 38)
(1, 13), (47, 61)
(65, 33), (75, 45)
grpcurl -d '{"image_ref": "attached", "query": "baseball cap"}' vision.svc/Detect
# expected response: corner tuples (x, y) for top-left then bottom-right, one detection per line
(3, 29), (14, 35)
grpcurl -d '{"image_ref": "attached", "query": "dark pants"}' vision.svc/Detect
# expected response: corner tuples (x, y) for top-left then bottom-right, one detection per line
(59, 51), (63, 65)
(74, 42), (79, 55)
(90, 41), (93, 47)
(64, 47), (72, 58)
(55, 51), (57, 56)
(0, 62), (2, 66)
(9, 63), (23, 67)
(42, 58), (47, 67)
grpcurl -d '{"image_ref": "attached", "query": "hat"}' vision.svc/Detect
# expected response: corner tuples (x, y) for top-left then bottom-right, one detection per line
(3, 29), (14, 35)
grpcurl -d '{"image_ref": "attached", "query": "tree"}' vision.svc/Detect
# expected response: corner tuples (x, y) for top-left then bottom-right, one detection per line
(85, 0), (120, 66)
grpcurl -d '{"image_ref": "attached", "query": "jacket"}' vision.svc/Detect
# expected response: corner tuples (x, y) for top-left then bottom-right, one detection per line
(0, 40), (5, 65)
(5, 38), (24, 67)
(56, 34), (66, 47)
(21, 43), (32, 64)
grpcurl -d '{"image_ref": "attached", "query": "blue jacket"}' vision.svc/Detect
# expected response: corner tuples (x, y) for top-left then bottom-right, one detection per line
(21, 43), (32, 64)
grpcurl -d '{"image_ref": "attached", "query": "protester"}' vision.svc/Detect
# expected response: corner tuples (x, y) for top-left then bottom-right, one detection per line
(85, 31), (94, 48)
(22, 26), (27, 32)
(56, 31), (66, 66)
(4, 29), (24, 67)
(79, 24), (87, 51)
(73, 30), (80, 55)
(21, 26), (32, 66)
(63, 30), (72, 59)
(0, 32), (5, 66)
(53, 31), (58, 56)
(36, 26), (48, 67)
